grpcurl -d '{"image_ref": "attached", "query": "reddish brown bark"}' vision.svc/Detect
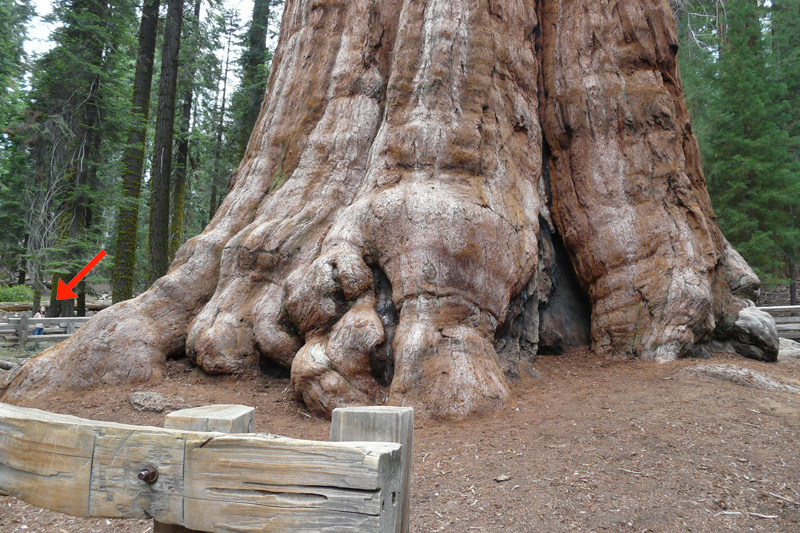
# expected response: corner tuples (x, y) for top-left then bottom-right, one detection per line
(2, 0), (778, 419)
(148, 0), (184, 285)
(538, 0), (769, 361)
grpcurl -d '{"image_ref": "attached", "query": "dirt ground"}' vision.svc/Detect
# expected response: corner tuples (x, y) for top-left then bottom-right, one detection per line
(2, 347), (800, 532)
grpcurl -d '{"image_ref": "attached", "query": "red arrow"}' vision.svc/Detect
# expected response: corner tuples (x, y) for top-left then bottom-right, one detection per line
(56, 250), (107, 300)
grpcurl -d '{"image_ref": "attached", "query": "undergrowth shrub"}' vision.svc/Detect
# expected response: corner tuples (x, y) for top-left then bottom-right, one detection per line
(0, 284), (33, 302)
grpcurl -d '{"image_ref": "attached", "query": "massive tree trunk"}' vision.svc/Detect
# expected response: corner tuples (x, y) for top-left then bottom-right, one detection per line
(3, 0), (778, 419)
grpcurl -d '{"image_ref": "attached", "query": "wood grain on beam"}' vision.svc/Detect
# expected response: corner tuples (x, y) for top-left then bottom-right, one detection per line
(0, 402), (402, 532)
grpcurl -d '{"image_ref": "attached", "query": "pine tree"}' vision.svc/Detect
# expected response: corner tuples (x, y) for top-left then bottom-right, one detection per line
(165, 0), (234, 246)
(703, 0), (800, 282)
(168, 0), (203, 262)
(673, 0), (719, 159)
(771, 0), (800, 299)
(0, 0), (33, 282)
(231, 0), (273, 158)
(0, 0), (32, 146)
(112, 0), (161, 303)
(147, 0), (184, 286)
(19, 0), (136, 315)
(206, 9), (238, 222)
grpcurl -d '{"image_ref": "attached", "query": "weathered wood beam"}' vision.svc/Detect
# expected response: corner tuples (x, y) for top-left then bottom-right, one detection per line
(0, 403), (403, 532)
(155, 404), (256, 533)
(0, 302), (110, 313)
(165, 404), (255, 434)
(758, 305), (800, 313)
(17, 315), (27, 348)
(5, 317), (92, 326)
(331, 406), (414, 533)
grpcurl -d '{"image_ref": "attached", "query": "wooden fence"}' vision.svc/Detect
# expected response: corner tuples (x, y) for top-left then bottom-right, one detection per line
(0, 403), (413, 533)
(0, 301), (110, 313)
(757, 305), (800, 340)
(2, 306), (796, 348)
(0, 316), (90, 347)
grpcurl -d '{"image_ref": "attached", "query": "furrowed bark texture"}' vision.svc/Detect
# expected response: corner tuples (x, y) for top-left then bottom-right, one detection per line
(112, 0), (161, 304)
(3, 0), (778, 419)
(148, 0), (184, 286)
(168, 0), (202, 263)
(537, 0), (775, 361)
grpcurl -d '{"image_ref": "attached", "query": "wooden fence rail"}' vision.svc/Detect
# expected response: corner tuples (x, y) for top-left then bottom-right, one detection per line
(0, 402), (413, 533)
(0, 301), (111, 313)
(0, 316), (90, 347)
(757, 305), (800, 340)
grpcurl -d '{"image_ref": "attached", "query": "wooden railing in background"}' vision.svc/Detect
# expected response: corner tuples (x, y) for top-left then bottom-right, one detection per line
(0, 301), (111, 313)
(0, 316), (91, 347)
(758, 306), (800, 340)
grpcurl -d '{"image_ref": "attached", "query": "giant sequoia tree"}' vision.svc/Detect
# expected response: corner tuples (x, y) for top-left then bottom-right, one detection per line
(3, 0), (780, 418)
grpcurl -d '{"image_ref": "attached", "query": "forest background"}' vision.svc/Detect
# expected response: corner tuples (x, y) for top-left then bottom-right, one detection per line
(0, 0), (798, 314)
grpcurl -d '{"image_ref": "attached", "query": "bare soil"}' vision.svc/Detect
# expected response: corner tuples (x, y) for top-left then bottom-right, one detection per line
(2, 349), (800, 532)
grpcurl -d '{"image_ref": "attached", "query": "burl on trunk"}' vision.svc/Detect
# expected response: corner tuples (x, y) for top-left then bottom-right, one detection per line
(2, 0), (778, 418)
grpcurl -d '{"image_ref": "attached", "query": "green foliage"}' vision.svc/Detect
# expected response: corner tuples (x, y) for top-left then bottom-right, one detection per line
(0, 0), (32, 139)
(0, 0), (286, 297)
(0, 284), (33, 302)
(16, 0), (137, 296)
(676, 0), (800, 282)
(229, 0), (279, 159)
(0, 0), (33, 279)
(182, 7), (243, 233)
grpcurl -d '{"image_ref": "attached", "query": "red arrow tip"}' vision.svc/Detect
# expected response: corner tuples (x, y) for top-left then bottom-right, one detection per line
(56, 279), (77, 300)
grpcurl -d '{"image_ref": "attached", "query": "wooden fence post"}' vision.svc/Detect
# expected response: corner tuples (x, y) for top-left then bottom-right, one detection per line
(330, 406), (413, 533)
(155, 405), (256, 533)
(18, 315), (28, 348)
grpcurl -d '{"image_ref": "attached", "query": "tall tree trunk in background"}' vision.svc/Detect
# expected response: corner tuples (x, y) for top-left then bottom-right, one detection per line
(77, 280), (86, 317)
(774, 0), (800, 291)
(168, 0), (202, 262)
(237, 0), (270, 158)
(32, 288), (41, 315)
(47, 274), (74, 318)
(16, 235), (27, 286)
(48, 0), (106, 318)
(207, 13), (234, 225)
(147, 0), (184, 286)
(4, 0), (779, 419)
(74, 134), (100, 318)
(112, 0), (161, 303)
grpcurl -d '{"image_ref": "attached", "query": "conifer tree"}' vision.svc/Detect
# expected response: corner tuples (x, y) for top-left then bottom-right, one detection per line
(703, 0), (800, 282)
(112, 0), (161, 303)
(231, 0), (273, 158)
(0, 0), (33, 281)
(771, 0), (800, 299)
(19, 0), (135, 315)
(206, 9), (238, 222)
(168, 0), (203, 263)
(147, 0), (184, 285)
